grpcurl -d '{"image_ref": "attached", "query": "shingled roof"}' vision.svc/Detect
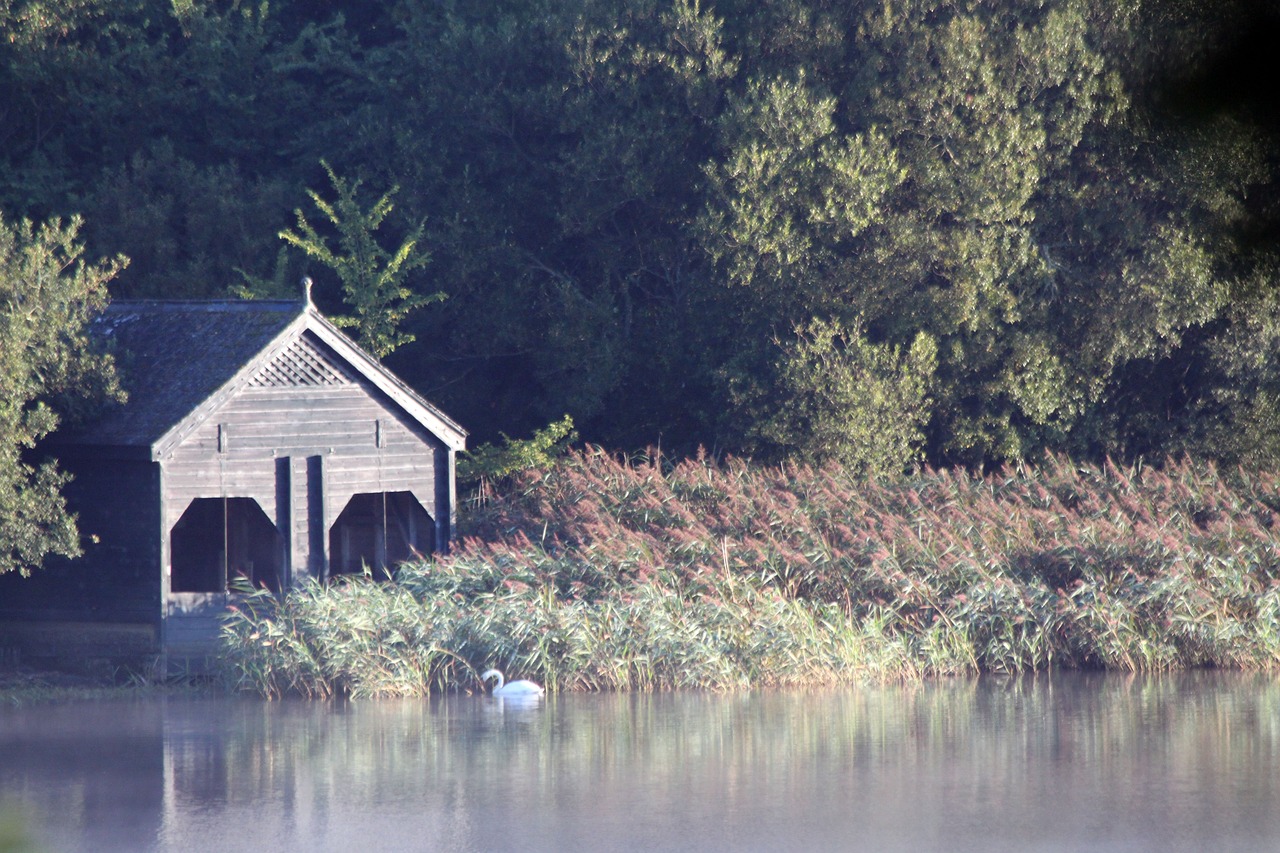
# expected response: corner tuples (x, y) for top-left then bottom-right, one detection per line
(56, 299), (466, 456)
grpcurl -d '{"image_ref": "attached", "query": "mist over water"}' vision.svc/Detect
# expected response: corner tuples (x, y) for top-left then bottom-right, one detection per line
(2, 672), (1278, 853)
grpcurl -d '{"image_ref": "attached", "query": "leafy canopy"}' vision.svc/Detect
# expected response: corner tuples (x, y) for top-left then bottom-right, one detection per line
(0, 213), (123, 575)
(0, 0), (1277, 473)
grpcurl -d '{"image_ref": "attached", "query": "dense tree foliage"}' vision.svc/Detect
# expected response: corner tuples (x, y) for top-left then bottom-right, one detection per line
(2, 0), (1277, 476)
(0, 214), (123, 575)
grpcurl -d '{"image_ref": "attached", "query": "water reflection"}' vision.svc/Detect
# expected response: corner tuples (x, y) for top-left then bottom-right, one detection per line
(2, 671), (1278, 852)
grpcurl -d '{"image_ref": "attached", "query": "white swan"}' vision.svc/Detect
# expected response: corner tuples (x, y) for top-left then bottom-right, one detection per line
(481, 668), (545, 697)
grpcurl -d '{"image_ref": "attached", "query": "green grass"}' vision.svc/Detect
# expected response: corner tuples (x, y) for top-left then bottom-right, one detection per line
(221, 450), (1280, 697)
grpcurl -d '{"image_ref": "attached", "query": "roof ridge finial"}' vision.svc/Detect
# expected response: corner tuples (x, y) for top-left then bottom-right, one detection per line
(302, 276), (314, 307)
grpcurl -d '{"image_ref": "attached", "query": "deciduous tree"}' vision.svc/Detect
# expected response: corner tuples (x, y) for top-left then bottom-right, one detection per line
(280, 162), (443, 359)
(0, 214), (123, 575)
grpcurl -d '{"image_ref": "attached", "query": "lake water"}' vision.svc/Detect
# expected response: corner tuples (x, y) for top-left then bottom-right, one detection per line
(2, 671), (1278, 852)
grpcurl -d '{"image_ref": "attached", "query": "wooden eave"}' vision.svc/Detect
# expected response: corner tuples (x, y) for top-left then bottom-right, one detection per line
(301, 309), (468, 452)
(149, 306), (467, 461)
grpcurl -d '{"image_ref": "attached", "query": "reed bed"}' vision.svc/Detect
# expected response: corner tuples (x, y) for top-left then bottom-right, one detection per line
(221, 451), (1280, 697)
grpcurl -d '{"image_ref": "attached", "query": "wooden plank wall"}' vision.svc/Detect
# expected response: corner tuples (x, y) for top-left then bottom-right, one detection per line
(161, 381), (443, 584)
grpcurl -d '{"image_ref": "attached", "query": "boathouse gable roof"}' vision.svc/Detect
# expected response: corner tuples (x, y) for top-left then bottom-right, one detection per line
(61, 299), (466, 459)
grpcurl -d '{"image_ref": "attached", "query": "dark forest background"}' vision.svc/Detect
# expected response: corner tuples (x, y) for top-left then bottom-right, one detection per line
(4, 0), (1280, 477)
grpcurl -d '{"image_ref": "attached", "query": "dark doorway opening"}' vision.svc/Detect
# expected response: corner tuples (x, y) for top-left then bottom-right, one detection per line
(170, 498), (284, 592)
(328, 492), (434, 577)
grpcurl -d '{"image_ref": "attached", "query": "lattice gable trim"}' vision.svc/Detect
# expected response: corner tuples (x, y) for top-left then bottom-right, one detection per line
(247, 333), (355, 388)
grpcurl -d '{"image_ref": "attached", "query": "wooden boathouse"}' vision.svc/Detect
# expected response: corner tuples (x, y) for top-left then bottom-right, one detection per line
(0, 297), (466, 672)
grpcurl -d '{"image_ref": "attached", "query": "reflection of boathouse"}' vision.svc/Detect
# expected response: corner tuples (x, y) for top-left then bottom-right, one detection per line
(0, 298), (466, 670)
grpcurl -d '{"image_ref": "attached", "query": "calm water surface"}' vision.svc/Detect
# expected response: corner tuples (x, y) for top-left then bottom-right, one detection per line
(2, 671), (1278, 852)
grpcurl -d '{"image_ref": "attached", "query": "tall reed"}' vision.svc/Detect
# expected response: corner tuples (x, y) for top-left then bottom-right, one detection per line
(221, 451), (1280, 696)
